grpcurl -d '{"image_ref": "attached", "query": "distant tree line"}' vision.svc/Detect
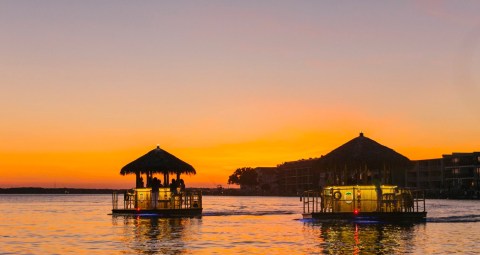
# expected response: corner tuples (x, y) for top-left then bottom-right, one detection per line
(0, 188), (126, 194)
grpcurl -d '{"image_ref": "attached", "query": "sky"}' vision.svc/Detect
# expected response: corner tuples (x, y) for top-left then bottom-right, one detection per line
(1, 1), (480, 188)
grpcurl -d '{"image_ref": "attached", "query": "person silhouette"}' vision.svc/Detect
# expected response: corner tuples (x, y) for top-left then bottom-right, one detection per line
(137, 176), (144, 188)
(170, 179), (177, 194)
(151, 177), (160, 209)
(179, 179), (186, 192)
(373, 174), (382, 211)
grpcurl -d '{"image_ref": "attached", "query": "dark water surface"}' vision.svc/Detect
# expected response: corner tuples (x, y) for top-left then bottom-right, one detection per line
(1, 195), (479, 254)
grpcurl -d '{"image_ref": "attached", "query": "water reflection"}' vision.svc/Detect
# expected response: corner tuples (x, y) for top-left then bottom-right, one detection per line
(304, 221), (422, 254)
(112, 216), (199, 254)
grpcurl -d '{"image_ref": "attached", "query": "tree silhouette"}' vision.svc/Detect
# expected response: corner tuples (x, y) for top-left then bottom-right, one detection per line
(228, 167), (258, 188)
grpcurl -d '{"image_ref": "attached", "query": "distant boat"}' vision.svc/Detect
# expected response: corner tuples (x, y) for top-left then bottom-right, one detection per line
(301, 185), (427, 222)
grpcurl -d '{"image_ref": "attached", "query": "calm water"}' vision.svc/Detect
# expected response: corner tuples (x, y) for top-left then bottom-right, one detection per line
(1, 195), (480, 254)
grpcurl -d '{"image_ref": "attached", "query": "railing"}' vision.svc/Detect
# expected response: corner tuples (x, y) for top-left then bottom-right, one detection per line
(302, 186), (426, 214)
(302, 190), (322, 214)
(112, 192), (118, 210)
(112, 189), (202, 210)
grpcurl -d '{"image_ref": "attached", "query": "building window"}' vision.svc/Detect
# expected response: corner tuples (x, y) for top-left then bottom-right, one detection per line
(476, 168), (480, 175)
(453, 168), (460, 175)
(453, 158), (459, 164)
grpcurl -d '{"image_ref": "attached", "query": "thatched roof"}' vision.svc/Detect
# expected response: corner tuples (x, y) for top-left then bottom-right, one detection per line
(120, 146), (196, 176)
(318, 133), (411, 170)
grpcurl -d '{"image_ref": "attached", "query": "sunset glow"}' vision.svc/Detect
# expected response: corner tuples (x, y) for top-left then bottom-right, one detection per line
(1, 1), (479, 188)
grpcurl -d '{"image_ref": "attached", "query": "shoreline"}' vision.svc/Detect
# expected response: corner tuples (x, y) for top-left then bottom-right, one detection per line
(1, 187), (479, 199)
(0, 187), (125, 194)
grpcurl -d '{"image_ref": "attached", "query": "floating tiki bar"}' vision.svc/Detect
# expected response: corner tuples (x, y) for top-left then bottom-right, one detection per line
(301, 185), (426, 221)
(112, 146), (202, 217)
(302, 133), (427, 221)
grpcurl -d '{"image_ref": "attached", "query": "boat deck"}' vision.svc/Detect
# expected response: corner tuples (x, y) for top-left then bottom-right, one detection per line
(112, 188), (202, 217)
(301, 185), (427, 221)
(112, 208), (202, 217)
(303, 211), (427, 222)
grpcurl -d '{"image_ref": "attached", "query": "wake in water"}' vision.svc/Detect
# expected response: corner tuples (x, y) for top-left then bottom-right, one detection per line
(427, 214), (480, 223)
(202, 210), (295, 217)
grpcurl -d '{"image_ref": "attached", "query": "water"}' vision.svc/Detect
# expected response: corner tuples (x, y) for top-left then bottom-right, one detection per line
(1, 195), (480, 254)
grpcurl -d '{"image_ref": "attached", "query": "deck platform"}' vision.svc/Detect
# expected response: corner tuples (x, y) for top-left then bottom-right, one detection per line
(303, 211), (427, 222)
(301, 185), (427, 222)
(112, 208), (202, 217)
(112, 188), (202, 218)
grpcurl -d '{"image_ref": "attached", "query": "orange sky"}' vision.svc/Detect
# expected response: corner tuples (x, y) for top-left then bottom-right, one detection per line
(1, 1), (480, 188)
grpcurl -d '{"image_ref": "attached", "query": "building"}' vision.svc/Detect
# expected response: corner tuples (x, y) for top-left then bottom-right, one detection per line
(245, 133), (480, 199)
(407, 158), (443, 196)
(406, 152), (480, 198)
(277, 158), (320, 196)
(443, 152), (480, 198)
(255, 167), (280, 195)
